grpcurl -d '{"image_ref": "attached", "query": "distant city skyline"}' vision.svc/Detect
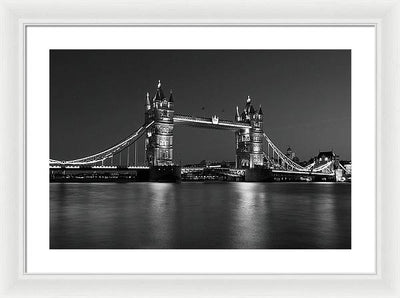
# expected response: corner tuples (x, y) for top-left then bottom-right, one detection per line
(50, 50), (351, 164)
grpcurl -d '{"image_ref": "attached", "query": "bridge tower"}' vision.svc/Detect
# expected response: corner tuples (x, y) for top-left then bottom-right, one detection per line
(144, 80), (174, 166)
(234, 96), (264, 169)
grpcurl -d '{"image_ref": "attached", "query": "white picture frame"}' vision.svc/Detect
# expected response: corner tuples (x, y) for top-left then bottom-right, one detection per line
(1, 0), (400, 297)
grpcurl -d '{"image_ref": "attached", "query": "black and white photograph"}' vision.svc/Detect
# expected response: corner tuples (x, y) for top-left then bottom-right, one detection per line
(49, 49), (351, 249)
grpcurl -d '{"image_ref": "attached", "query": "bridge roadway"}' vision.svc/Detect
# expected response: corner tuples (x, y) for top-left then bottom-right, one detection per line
(50, 165), (336, 183)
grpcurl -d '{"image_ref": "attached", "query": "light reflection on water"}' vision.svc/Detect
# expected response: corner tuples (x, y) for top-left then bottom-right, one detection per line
(50, 182), (351, 249)
(230, 183), (268, 248)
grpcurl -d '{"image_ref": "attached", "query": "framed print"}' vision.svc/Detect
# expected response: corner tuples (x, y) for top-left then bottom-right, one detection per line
(26, 25), (374, 275)
(1, 0), (400, 297)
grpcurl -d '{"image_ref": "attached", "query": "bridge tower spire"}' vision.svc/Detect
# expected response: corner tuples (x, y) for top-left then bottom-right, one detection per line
(235, 106), (241, 121)
(144, 80), (174, 166)
(234, 96), (264, 169)
(145, 92), (151, 110)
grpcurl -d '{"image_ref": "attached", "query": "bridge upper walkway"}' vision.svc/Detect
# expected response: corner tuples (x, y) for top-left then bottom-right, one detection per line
(173, 114), (251, 130)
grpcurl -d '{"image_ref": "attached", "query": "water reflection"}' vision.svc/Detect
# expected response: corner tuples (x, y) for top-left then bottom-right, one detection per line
(147, 183), (175, 248)
(50, 182), (351, 249)
(230, 183), (268, 248)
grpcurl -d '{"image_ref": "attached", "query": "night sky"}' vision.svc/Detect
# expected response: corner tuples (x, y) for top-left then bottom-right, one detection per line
(50, 50), (351, 165)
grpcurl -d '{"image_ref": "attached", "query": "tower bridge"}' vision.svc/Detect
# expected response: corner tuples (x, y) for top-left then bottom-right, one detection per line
(50, 81), (349, 182)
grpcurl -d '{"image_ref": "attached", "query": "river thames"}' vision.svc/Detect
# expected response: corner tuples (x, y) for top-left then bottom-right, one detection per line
(50, 182), (351, 249)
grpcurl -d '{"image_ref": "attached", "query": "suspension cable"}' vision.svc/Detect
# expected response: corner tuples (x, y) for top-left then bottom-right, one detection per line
(50, 121), (154, 165)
